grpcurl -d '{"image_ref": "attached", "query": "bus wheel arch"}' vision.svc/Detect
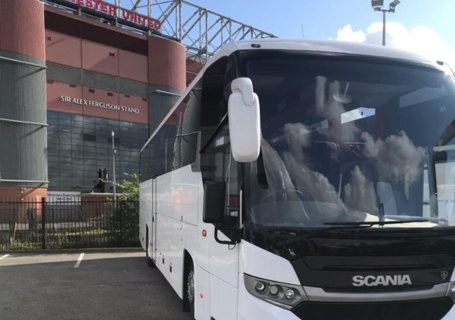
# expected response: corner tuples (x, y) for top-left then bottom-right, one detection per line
(183, 250), (195, 317)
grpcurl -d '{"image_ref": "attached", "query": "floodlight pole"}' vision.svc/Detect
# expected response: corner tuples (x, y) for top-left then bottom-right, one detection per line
(374, 8), (391, 46)
(372, 1), (400, 46)
(112, 130), (117, 204)
(382, 10), (386, 46)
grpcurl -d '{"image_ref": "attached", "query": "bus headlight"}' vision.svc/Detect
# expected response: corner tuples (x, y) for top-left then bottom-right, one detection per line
(244, 274), (308, 309)
(448, 270), (455, 302)
(448, 283), (455, 302)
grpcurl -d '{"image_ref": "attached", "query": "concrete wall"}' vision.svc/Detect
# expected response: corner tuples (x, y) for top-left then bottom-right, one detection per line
(0, 0), (48, 197)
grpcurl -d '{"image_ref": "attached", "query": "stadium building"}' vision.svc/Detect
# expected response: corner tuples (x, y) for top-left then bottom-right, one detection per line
(0, 0), (274, 201)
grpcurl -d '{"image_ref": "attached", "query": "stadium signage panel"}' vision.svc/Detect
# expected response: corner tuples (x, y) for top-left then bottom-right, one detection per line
(70, 0), (161, 30)
(48, 191), (81, 203)
(59, 95), (141, 114)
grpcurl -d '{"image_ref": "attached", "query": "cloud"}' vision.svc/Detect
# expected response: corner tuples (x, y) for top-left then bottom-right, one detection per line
(336, 24), (367, 43)
(335, 23), (455, 67)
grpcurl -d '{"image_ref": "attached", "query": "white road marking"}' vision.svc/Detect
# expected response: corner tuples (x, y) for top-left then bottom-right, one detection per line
(74, 253), (85, 269)
(0, 254), (9, 261)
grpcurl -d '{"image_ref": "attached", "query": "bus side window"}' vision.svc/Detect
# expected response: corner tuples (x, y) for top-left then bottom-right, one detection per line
(180, 80), (202, 168)
(201, 124), (230, 182)
(200, 57), (229, 148)
(201, 123), (239, 220)
(144, 82), (200, 179)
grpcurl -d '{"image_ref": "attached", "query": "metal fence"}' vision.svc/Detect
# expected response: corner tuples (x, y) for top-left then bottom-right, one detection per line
(0, 199), (139, 250)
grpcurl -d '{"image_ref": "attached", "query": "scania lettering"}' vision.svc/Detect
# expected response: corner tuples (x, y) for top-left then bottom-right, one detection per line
(139, 39), (455, 320)
(352, 274), (412, 287)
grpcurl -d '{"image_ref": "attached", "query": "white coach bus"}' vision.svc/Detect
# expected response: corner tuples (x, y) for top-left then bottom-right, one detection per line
(139, 39), (455, 320)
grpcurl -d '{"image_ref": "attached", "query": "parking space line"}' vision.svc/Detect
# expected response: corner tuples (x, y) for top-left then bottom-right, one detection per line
(74, 253), (85, 269)
(0, 254), (9, 261)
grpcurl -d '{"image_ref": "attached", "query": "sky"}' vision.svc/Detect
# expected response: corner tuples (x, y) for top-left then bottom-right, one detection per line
(180, 0), (455, 65)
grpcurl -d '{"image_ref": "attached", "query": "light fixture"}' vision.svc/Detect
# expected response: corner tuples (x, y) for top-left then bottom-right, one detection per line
(371, 0), (402, 46)
(371, 0), (384, 8)
(390, 0), (400, 8)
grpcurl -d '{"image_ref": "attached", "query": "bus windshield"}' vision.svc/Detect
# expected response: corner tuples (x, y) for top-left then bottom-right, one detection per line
(236, 50), (455, 229)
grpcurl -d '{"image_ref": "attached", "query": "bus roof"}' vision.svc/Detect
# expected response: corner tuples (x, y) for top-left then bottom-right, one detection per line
(141, 39), (448, 153)
(208, 39), (445, 70)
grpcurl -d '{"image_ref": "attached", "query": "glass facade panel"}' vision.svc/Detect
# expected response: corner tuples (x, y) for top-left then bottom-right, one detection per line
(47, 111), (147, 192)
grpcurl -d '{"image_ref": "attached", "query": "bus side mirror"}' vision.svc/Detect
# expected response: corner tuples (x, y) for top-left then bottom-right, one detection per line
(228, 77), (261, 162)
(203, 181), (226, 224)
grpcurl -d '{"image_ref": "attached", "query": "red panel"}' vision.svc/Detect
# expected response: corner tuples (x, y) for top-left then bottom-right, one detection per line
(45, 7), (148, 56)
(119, 95), (148, 125)
(46, 30), (82, 68)
(148, 36), (186, 91)
(82, 40), (119, 76)
(0, 0), (45, 60)
(47, 82), (84, 115)
(0, 187), (47, 202)
(118, 49), (148, 83)
(186, 58), (204, 86)
(82, 87), (120, 120)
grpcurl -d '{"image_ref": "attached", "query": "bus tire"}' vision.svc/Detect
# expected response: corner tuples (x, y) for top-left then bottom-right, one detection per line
(145, 225), (155, 268)
(183, 254), (195, 318)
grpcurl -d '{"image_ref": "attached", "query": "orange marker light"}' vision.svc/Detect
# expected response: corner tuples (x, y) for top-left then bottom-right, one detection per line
(202, 229), (207, 237)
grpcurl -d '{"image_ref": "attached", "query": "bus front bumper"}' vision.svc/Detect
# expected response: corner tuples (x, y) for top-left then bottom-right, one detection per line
(239, 279), (455, 320)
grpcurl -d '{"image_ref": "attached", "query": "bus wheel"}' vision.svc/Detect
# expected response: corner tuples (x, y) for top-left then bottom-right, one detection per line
(184, 260), (195, 318)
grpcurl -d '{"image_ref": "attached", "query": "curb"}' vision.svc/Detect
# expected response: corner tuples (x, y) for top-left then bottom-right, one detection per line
(0, 247), (143, 255)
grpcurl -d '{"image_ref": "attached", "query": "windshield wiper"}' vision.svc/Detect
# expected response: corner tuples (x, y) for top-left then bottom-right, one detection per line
(272, 225), (371, 249)
(271, 219), (430, 249)
(324, 219), (430, 227)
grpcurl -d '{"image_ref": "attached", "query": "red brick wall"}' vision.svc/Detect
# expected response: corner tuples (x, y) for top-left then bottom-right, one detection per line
(148, 36), (186, 91)
(0, 0), (45, 60)
(0, 186), (47, 202)
(186, 58), (204, 86)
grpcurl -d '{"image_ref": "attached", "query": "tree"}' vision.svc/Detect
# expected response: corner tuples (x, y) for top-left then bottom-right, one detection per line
(109, 173), (140, 246)
(116, 173), (139, 201)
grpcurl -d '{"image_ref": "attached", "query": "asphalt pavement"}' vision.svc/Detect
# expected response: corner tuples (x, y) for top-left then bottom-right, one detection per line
(0, 251), (193, 320)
